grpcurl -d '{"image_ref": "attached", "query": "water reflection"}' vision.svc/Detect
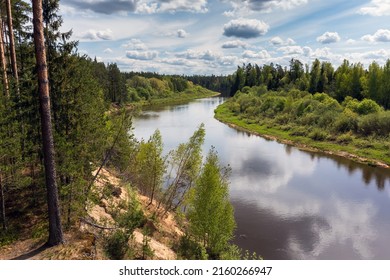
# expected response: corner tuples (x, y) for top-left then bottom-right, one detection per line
(133, 97), (390, 259)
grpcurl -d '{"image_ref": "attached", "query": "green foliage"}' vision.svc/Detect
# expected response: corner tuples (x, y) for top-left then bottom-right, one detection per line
(227, 87), (389, 142)
(358, 111), (390, 137)
(0, 228), (19, 247)
(177, 235), (208, 260)
(104, 230), (130, 260)
(114, 186), (146, 232)
(336, 133), (354, 144)
(133, 130), (166, 203)
(308, 129), (328, 141)
(356, 99), (382, 115)
(333, 109), (359, 133)
(187, 148), (236, 259)
(141, 228), (154, 260)
(159, 124), (206, 215)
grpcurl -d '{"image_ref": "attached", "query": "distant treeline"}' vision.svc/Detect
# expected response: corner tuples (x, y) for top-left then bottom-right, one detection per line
(90, 64), (205, 104)
(228, 59), (390, 109)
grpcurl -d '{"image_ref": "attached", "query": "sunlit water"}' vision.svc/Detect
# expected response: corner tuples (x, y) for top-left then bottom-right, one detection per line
(132, 97), (390, 260)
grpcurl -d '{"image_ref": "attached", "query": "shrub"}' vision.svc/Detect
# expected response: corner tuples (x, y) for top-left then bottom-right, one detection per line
(358, 111), (390, 136)
(104, 230), (129, 260)
(177, 235), (208, 260)
(290, 127), (308, 137)
(309, 129), (328, 141)
(274, 113), (291, 125)
(336, 133), (353, 144)
(333, 109), (358, 133)
(317, 111), (338, 129)
(357, 99), (382, 115)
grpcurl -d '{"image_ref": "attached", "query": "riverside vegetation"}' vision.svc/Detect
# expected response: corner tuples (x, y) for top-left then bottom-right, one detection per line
(215, 88), (390, 167)
(0, 0), (238, 260)
(214, 59), (390, 167)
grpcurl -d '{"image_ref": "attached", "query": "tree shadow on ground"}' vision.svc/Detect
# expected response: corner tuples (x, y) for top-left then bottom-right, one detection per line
(11, 243), (49, 260)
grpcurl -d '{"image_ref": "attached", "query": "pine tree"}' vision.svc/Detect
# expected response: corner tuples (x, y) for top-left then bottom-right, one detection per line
(32, 0), (63, 246)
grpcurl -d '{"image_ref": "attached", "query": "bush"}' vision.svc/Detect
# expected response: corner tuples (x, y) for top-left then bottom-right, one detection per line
(317, 111), (338, 129)
(336, 133), (353, 144)
(358, 111), (390, 136)
(177, 235), (208, 260)
(309, 129), (328, 141)
(357, 99), (382, 115)
(115, 197), (146, 232)
(104, 230), (129, 260)
(344, 97), (382, 115)
(290, 127), (308, 137)
(333, 109), (358, 133)
(274, 113), (291, 125)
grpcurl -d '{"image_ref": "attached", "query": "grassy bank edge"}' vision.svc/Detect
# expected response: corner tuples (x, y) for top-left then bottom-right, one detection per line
(214, 101), (390, 169)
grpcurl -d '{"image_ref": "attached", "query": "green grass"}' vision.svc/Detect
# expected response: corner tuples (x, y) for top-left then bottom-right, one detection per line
(215, 101), (390, 167)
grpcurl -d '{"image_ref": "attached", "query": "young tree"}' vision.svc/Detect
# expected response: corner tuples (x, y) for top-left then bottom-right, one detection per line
(134, 130), (166, 206)
(187, 148), (236, 259)
(32, 0), (63, 246)
(158, 124), (205, 216)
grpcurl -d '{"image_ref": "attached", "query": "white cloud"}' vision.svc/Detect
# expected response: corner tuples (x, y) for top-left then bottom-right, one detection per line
(345, 49), (390, 64)
(358, 0), (390, 16)
(217, 55), (238, 65)
(103, 48), (113, 53)
(277, 45), (304, 55)
(302, 46), (313, 56)
(361, 29), (390, 42)
(136, 2), (158, 14)
(140, 0), (208, 14)
(80, 28), (113, 40)
(177, 29), (188, 38)
(126, 50), (159, 60)
(270, 36), (296, 46)
(317, 32), (341, 44)
(160, 58), (198, 67)
(122, 39), (148, 50)
(222, 40), (249, 48)
(242, 50), (271, 59)
(224, 0), (309, 16)
(223, 18), (269, 38)
(176, 49), (221, 61)
(253, 0), (309, 12)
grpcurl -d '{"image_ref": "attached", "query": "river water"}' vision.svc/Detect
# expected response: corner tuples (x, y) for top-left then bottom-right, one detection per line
(132, 97), (390, 260)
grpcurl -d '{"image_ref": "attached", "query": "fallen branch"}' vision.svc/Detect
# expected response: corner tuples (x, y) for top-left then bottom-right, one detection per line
(79, 217), (117, 230)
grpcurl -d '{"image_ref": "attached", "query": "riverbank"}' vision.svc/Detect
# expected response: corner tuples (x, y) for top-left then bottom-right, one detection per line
(215, 101), (390, 169)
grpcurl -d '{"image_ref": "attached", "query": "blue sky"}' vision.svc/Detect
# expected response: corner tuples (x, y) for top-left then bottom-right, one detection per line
(59, 0), (390, 75)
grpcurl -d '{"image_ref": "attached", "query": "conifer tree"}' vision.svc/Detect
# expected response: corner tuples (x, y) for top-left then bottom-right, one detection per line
(32, 0), (63, 246)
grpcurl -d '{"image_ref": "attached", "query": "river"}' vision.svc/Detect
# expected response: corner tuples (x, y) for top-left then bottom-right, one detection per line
(132, 97), (390, 260)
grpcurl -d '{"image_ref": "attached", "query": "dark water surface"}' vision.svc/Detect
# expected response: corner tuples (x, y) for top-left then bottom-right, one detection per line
(132, 97), (390, 260)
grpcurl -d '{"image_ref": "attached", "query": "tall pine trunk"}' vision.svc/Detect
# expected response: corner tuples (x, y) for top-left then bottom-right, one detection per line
(5, 0), (20, 95)
(0, 18), (9, 97)
(32, 0), (64, 246)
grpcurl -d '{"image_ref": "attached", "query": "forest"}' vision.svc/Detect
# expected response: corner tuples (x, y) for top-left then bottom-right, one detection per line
(0, 0), (236, 260)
